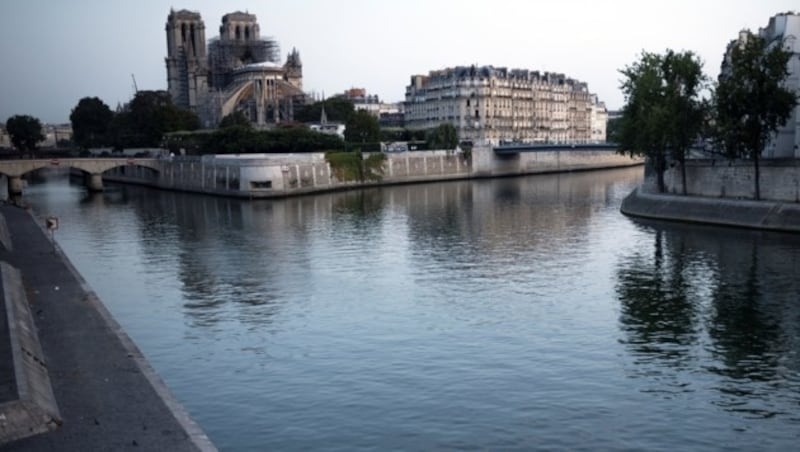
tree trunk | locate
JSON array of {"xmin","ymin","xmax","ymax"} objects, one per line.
[
  {"xmin": 680, "ymin": 155, "xmax": 687, "ymax": 195},
  {"xmin": 753, "ymin": 151, "xmax": 761, "ymax": 200},
  {"xmin": 655, "ymin": 155, "xmax": 666, "ymax": 193}
]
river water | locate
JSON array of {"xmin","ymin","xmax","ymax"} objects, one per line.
[{"xmin": 22, "ymin": 167, "xmax": 800, "ymax": 451}]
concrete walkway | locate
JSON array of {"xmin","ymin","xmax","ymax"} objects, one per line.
[
  {"xmin": 0, "ymin": 203, "xmax": 215, "ymax": 451},
  {"xmin": 621, "ymin": 187, "xmax": 800, "ymax": 233}
]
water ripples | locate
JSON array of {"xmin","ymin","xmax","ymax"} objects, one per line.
[{"xmin": 21, "ymin": 169, "xmax": 800, "ymax": 451}]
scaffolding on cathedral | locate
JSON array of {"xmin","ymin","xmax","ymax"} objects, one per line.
[{"xmin": 207, "ymin": 36, "xmax": 280, "ymax": 90}]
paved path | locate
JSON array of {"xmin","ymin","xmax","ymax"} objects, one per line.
[{"xmin": 0, "ymin": 203, "xmax": 215, "ymax": 451}]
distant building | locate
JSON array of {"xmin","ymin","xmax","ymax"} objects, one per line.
[
  {"xmin": 722, "ymin": 12, "xmax": 800, "ymax": 157},
  {"xmin": 309, "ymin": 108, "xmax": 345, "ymax": 138},
  {"xmin": 760, "ymin": 12, "xmax": 799, "ymax": 157},
  {"xmin": 165, "ymin": 9, "xmax": 305, "ymax": 128},
  {"xmin": 0, "ymin": 123, "xmax": 72, "ymax": 149},
  {"xmin": 589, "ymin": 95, "xmax": 608, "ymax": 143},
  {"xmin": 339, "ymin": 88, "xmax": 405, "ymax": 127},
  {"xmin": 404, "ymin": 65, "xmax": 603, "ymax": 144},
  {"xmin": 0, "ymin": 125, "xmax": 11, "ymax": 149},
  {"xmin": 41, "ymin": 124, "xmax": 73, "ymax": 147},
  {"xmin": 379, "ymin": 102, "xmax": 405, "ymax": 128}
]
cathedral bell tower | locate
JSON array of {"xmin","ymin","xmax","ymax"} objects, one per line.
[{"xmin": 165, "ymin": 9, "xmax": 208, "ymax": 111}]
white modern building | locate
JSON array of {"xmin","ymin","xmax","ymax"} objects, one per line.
[{"xmin": 404, "ymin": 65, "xmax": 605, "ymax": 144}]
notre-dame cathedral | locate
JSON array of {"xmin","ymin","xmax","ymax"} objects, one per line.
[{"xmin": 165, "ymin": 9, "xmax": 304, "ymax": 127}]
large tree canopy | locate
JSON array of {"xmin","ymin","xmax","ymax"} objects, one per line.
[
  {"xmin": 660, "ymin": 50, "xmax": 707, "ymax": 194},
  {"xmin": 712, "ymin": 31, "xmax": 798, "ymax": 200},
  {"xmin": 109, "ymin": 90, "xmax": 200, "ymax": 148},
  {"xmin": 344, "ymin": 109, "xmax": 380, "ymax": 143},
  {"xmin": 427, "ymin": 123, "xmax": 459, "ymax": 150},
  {"xmin": 70, "ymin": 96, "xmax": 114, "ymax": 149},
  {"xmin": 5, "ymin": 114, "xmax": 44, "ymax": 157},
  {"xmin": 618, "ymin": 50, "xmax": 707, "ymax": 193},
  {"xmin": 218, "ymin": 111, "xmax": 252, "ymax": 129},
  {"xmin": 294, "ymin": 97, "xmax": 355, "ymax": 123}
]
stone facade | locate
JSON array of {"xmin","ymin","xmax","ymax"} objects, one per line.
[
  {"xmin": 165, "ymin": 9, "xmax": 304, "ymax": 128},
  {"xmin": 663, "ymin": 160, "xmax": 800, "ymax": 202},
  {"xmin": 404, "ymin": 65, "xmax": 606, "ymax": 144}
]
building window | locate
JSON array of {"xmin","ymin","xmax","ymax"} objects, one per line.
[{"xmin": 251, "ymin": 180, "xmax": 272, "ymax": 189}]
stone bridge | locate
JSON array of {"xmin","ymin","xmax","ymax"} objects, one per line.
[{"xmin": 0, "ymin": 158, "xmax": 161, "ymax": 195}]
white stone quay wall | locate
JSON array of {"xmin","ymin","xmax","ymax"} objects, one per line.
[
  {"xmin": 663, "ymin": 160, "xmax": 800, "ymax": 202},
  {"xmin": 105, "ymin": 148, "xmax": 640, "ymax": 198},
  {"xmin": 471, "ymin": 146, "xmax": 641, "ymax": 177},
  {"xmin": 105, "ymin": 151, "xmax": 472, "ymax": 198}
]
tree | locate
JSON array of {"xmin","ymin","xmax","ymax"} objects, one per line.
[
  {"xmin": 712, "ymin": 31, "xmax": 798, "ymax": 200},
  {"xmin": 219, "ymin": 110, "xmax": 251, "ymax": 129},
  {"xmin": 344, "ymin": 109, "xmax": 380, "ymax": 143},
  {"xmin": 427, "ymin": 123, "xmax": 459, "ymax": 150},
  {"xmin": 660, "ymin": 50, "xmax": 708, "ymax": 195},
  {"xmin": 5, "ymin": 114, "xmax": 44, "ymax": 157},
  {"xmin": 295, "ymin": 97, "xmax": 355, "ymax": 123},
  {"xmin": 617, "ymin": 50, "xmax": 707, "ymax": 193},
  {"xmin": 70, "ymin": 96, "xmax": 114, "ymax": 149},
  {"xmin": 111, "ymin": 90, "xmax": 201, "ymax": 148},
  {"xmin": 606, "ymin": 117, "xmax": 621, "ymax": 143},
  {"xmin": 618, "ymin": 52, "xmax": 671, "ymax": 192}
]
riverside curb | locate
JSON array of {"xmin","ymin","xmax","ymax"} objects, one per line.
[
  {"xmin": 0, "ymin": 262, "xmax": 61, "ymax": 444},
  {"xmin": 621, "ymin": 187, "xmax": 800, "ymax": 233},
  {"xmin": 0, "ymin": 205, "xmax": 217, "ymax": 451}
]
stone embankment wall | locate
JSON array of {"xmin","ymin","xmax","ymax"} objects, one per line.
[
  {"xmin": 472, "ymin": 147, "xmax": 640, "ymax": 177},
  {"xmin": 105, "ymin": 146, "xmax": 642, "ymax": 199},
  {"xmin": 621, "ymin": 187, "xmax": 800, "ymax": 233},
  {"xmin": 663, "ymin": 159, "xmax": 800, "ymax": 202},
  {"xmin": 106, "ymin": 151, "xmax": 472, "ymax": 198},
  {"xmin": 622, "ymin": 158, "xmax": 800, "ymax": 232}
]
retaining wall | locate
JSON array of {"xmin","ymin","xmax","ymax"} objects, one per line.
[
  {"xmin": 621, "ymin": 187, "xmax": 800, "ymax": 233},
  {"xmin": 663, "ymin": 159, "xmax": 800, "ymax": 202},
  {"xmin": 104, "ymin": 147, "xmax": 642, "ymax": 199}
]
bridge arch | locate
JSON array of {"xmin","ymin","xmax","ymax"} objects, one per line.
[{"xmin": 0, "ymin": 158, "xmax": 161, "ymax": 195}]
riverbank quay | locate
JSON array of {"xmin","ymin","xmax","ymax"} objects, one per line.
[
  {"xmin": 0, "ymin": 204, "xmax": 215, "ymax": 450},
  {"xmin": 103, "ymin": 145, "xmax": 642, "ymax": 199},
  {"xmin": 621, "ymin": 186, "xmax": 800, "ymax": 233}
]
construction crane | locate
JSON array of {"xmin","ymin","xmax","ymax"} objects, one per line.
[{"xmin": 131, "ymin": 74, "xmax": 139, "ymax": 94}]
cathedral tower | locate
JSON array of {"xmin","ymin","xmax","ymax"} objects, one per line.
[{"xmin": 165, "ymin": 9, "xmax": 208, "ymax": 111}]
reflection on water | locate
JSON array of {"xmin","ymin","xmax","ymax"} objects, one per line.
[
  {"xmin": 21, "ymin": 167, "xmax": 800, "ymax": 450},
  {"xmin": 616, "ymin": 220, "xmax": 800, "ymax": 421}
]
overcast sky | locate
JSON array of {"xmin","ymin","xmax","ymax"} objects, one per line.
[{"xmin": 1, "ymin": 0, "xmax": 797, "ymax": 124}]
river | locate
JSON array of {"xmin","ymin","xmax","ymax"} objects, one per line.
[{"xmin": 23, "ymin": 167, "xmax": 800, "ymax": 451}]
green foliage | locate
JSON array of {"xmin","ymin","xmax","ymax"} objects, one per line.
[
  {"xmin": 70, "ymin": 97, "xmax": 114, "ymax": 149},
  {"xmin": 606, "ymin": 117, "xmax": 621, "ymax": 143},
  {"xmin": 109, "ymin": 90, "xmax": 200, "ymax": 148},
  {"xmin": 661, "ymin": 50, "xmax": 708, "ymax": 194},
  {"xmin": 326, "ymin": 151, "xmax": 385, "ymax": 182},
  {"xmin": 171, "ymin": 126, "xmax": 346, "ymax": 154},
  {"xmin": 5, "ymin": 114, "xmax": 44, "ymax": 156},
  {"xmin": 426, "ymin": 123, "xmax": 459, "ymax": 149},
  {"xmin": 219, "ymin": 111, "xmax": 251, "ymax": 129},
  {"xmin": 344, "ymin": 109, "xmax": 380, "ymax": 143},
  {"xmin": 618, "ymin": 50, "xmax": 707, "ymax": 193},
  {"xmin": 295, "ymin": 97, "xmax": 355, "ymax": 123},
  {"xmin": 712, "ymin": 32, "xmax": 798, "ymax": 200}
]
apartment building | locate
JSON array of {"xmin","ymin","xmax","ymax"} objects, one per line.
[{"xmin": 404, "ymin": 65, "xmax": 605, "ymax": 144}]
